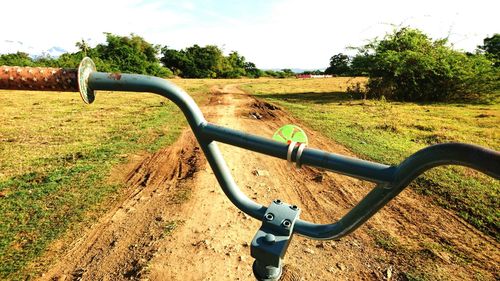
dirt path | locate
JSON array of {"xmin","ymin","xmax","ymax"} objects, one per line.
[{"xmin": 40, "ymin": 85, "xmax": 499, "ymax": 281}]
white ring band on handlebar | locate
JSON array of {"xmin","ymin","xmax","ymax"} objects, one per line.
[
  {"xmin": 287, "ymin": 141, "xmax": 297, "ymax": 166},
  {"xmin": 296, "ymin": 143, "xmax": 306, "ymax": 169}
]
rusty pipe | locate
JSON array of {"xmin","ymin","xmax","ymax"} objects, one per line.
[
  {"xmin": 0, "ymin": 57, "xmax": 96, "ymax": 103},
  {"xmin": 0, "ymin": 66, "xmax": 78, "ymax": 91}
]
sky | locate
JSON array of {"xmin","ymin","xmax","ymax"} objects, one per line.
[{"xmin": 1, "ymin": 0, "xmax": 498, "ymax": 69}]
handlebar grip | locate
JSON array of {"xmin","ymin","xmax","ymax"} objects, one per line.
[
  {"xmin": 0, "ymin": 57, "xmax": 97, "ymax": 104},
  {"xmin": 0, "ymin": 66, "xmax": 78, "ymax": 92}
]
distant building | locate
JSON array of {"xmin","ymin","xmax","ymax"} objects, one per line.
[{"xmin": 296, "ymin": 74, "xmax": 333, "ymax": 79}]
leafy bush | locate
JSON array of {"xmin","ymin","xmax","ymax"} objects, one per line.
[{"xmin": 355, "ymin": 28, "xmax": 499, "ymax": 101}]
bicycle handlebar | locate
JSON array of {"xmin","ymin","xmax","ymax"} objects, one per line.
[
  {"xmin": 2, "ymin": 58, "xmax": 499, "ymax": 242},
  {"xmin": 88, "ymin": 70, "xmax": 500, "ymax": 241},
  {"xmin": 0, "ymin": 65, "xmax": 78, "ymax": 92}
]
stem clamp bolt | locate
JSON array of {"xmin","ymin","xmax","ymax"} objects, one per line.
[
  {"xmin": 265, "ymin": 213, "xmax": 274, "ymax": 221},
  {"xmin": 282, "ymin": 219, "xmax": 292, "ymax": 229}
]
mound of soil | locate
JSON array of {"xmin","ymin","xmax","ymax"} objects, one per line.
[{"xmin": 248, "ymin": 101, "xmax": 281, "ymax": 120}]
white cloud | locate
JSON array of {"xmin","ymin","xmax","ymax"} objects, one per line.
[
  {"xmin": 1, "ymin": 0, "xmax": 193, "ymax": 54},
  {"xmin": 1, "ymin": 0, "xmax": 498, "ymax": 68},
  {"xmin": 235, "ymin": 0, "xmax": 499, "ymax": 68}
]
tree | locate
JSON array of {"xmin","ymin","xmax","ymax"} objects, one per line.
[
  {"xmin": 160, "ymin": 46, "xmax": 190, "ymax": 76},
  {"xmin": 356, "ymin": 27, "xmax": 498, "ymax": 101},
  {"xmin": 22, "ymin": 33, "xmax": 174, "ymax": 77},
  {"xmin": 350, "ymin": 53, "xmax": 373, "ymax": 76},
  {"xmin": 186, "ymin": 44, "xmax": 224, "ymax": 78},
  {"xmin": 161, "ymin": 45, "xmax": 261, "ymax": 78},
  {"xmin": 281, "ymin": 69, "xmax": 295, "ymax": 77},
  {"xmin": 75, "ymin": 39, "xmax": 90, "ymax": 56},
  {"xmin": 244, "ymin": 62, "xmax": 262, "ymax": 78},
  {"xmin": 161, "ymin": 44, "xmax": 224, "ymax": 78},
  {"xmin": 478, "ymin": 34, "xmax": 499, "ymax": 67},
  {"xmin": 94, "ymin": 33, "xmax": 171, "ymax": 77},
  {"xmin": 301, "ymin": 70, "xmax": 323, "ymax": 75},
  {"xmin": 222, "ymin": 51, "xmax": 247, "ymax": 78},
  {"xmin": 0, "ymin": 52, "xmax": 35, "ymax": 66},
  {"xmin": 324, "ymin": 53, "xmax": 351, "ymax": 76}
]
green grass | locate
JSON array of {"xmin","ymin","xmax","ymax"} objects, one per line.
[
  {"xmin": 367, "ymin": 228, "xmax": 484, "ymax": 280},
  {"xmin": 369, "ymin": 229, "xmax": 402, "ymax": 253},
  {"xmin": 163, "ymin": 220, "xmax": 185, "ymax": 236},
  {"xmin": 1, "ymin": 77, "xmax": 497, "ymax": 279},
  {"xmin": 0, "ymin": 80, "xmax": 211, "ymax": 279},
  {"xmin": 241, "ymin": 78, "xmax": 499, "ymax": 240}
]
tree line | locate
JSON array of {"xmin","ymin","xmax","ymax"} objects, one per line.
[
  {"xmin": 0, "ymin": 33, "xmax": 297, "ymax": 79},
  {"xmin": 1, "ymin": 29, "xmax": 498, "ymax": 101},
  {"xmin": 0, "ymin": 34, "xmax": 171, "ymax": 77}
]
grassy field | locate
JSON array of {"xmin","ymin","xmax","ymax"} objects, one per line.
[
  {"xmin": 0, "ymin": 80, "xmax": 214, "ymax": 279},
  {"xmin": 1, "ymin": 77, "xmax": 498, "ymax": 279},
  {"xmin": 242, "ymin": 77, "xmax": 499, "ymax": 240}
]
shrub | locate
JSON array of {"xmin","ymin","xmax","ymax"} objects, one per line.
[{"xmin": 358, "ymin": 28, "xmax": 499, "ymax": 101}]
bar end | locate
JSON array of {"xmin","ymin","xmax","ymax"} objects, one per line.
[{"xmin": 78, "ymin": 57, "xmax": 96, "ymax": 104}]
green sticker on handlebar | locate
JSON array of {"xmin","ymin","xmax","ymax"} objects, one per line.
[{"xmin": 272, "ymin": 124, "xmax": 308, "ymax": 145}]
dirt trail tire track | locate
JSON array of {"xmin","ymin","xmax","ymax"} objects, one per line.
[
  {"xmin": 40, "ymin": 85, "xmax": 499, "ymax": 281},
  {"xmin": 40, "ymin": 132, "xmax": 202, "ymax": 280}
]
